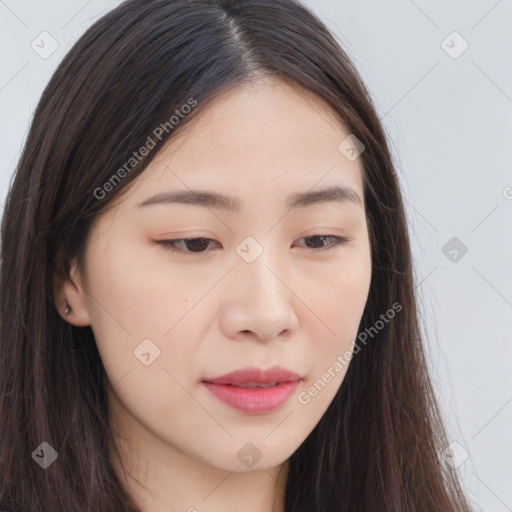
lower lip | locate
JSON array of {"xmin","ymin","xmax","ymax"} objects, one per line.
[{"xmin": 202, "ymin": 380, "xmax": 301, "ymax": 414}]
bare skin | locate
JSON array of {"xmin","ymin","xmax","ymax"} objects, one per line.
[{"xmin": 54, "ymin": 77, "xmax": 372, "ymax": 512}]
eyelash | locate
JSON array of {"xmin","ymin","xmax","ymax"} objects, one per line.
[{"xmin": 157, "ymin": 235, "xmax": 351, "ymax": 255}]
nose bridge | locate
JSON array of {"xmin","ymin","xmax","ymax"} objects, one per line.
[
  {"xmin": 236, "ymin": 238, "xmax": 287, "ymax": 305},
  {"xmin": 223, "ymin": 235, "xmax": 298, "ymax": 340}
]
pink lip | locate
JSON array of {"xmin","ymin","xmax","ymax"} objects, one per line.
[{"xmin": 202, "ymin": 366, "xmax": 302, "ymax": 414}]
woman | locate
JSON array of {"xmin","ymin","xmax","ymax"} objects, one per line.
[{"xmin": 0, "ymin": 0, "xmax": 476, "ymax": 510}]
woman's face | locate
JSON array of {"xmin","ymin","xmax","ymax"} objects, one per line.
[{"xmin": 62, "ymin": 78, "xmax": 372, "ymax": 472}]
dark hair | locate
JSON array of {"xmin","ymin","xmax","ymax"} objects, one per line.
[{"xmin": 0, "ymin": 0, "xmax": 476, "ymax": 510}]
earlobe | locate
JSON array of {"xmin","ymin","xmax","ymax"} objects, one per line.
[{"xmin": 53, "ymin": 258, "xmax": 91, "ymax": 327}]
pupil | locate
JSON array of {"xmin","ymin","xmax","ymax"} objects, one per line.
[
  {"xmin": 308, "ymin": 236, "xmax": 326, "ymax": 248},
  {"xmin": 187, "ymin": 238, "xmax": 208, "ymax": 252}
]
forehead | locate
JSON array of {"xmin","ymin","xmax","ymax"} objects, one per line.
[
  {"xmin": 114, "ymin": 78, "xmax": 365, "ymax": 210},
  {"xmin": 168, "ymin": 78, "xmax": 354, "ymax": 160}
]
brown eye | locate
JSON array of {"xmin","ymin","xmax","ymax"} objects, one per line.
[
  {"xmin": 158, "ymin": 238, "xmax": 220, "ymax": 254},
  {"xmin": 296, "ymin": 235, "xmax": 350, "ymax": 251},
  {"xmin": 157, "ymin": 234, "xmax": 350, "ymax": 256}
]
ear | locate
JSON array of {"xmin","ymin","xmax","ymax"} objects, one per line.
[{"xmin": 53, "ymin": 258, "xmax": 91, "ymax": 327}]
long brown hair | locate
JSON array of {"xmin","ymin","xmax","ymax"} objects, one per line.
[{"xmin": 0, "ymin": 0, "xmax": 476, "ymax": 510}]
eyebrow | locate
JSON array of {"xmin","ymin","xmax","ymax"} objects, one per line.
[{"xmin": 137, "ymin": 185, "xmax": 362, "ymax": 211}]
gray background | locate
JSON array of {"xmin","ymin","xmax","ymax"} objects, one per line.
[{"xmin": 1, "ymin": 1, "xmax": 511, "ymax": 510}]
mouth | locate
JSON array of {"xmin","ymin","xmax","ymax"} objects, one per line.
[
  {"xmin": 216, "ymin": 381, "xmax": 282, "ymax": 388},
  {"xmin": 201, "ymin": 366, "xmax": 302, "ymax": 414}
]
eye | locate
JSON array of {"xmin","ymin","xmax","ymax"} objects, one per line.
[
  {"xmin": 158, "ymin": 237, "xmax": 220, "ymax": 254},
  {"xmin": 294, "ymin": 235, "xmax": 351, "ymax": 251},
  {"xmin": 157, "ymin": 235, "xmax": 350, "ymax": 255}
]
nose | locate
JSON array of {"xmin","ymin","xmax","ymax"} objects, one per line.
[{"xmin": 218, "ymin": 250, "xmax": 299, "ymax": 343}]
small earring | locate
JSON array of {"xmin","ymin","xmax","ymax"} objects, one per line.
[{"xmin": 64, "ymin": 304, "xmax": 71, "ymax": 315}]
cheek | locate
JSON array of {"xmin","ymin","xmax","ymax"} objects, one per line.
[
  {"xmin": 293, "ymin": 266, "xmax": 370, "ymax": 420},
  {"xmin": 85, "ymin": 238, "xmax": 193, "ymax": 333},
  {"xmin": 327, "ymin": 271, "xmax": 370, "ymax": 341},
  {"xmin": 84, "ymin": 238, "xmax": 214, "ymax": 390},
  {"xmin": 301, "ymin": 250, "xmax": 371, "ymax": 344},
  {"xmin": 296, "ymin": 249, "xmax": 371, "ymax": 406}
]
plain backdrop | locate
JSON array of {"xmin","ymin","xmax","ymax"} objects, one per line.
[{"xmin": 1, "ymin": 1, "xmax": 511, "ymax": 510}]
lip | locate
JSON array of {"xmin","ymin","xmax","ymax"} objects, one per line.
[{"xmin": 202, "ymin": 366, "xmax": 303, "ymax": 414}]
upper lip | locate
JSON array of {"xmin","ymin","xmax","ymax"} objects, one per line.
[{"xmin": 202, "ymin": 366, "xmax": 302, "ymax": 385}]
